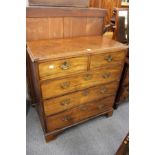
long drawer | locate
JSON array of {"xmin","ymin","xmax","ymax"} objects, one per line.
[
  {"xmin": 39, "ymin": 56, "xmax": 88, "ymax": 80},
  {"xmin": 43, "ymin": 82, "xmax": 118, "ymax": 116},
  {"xmin": 41, "ymin": 65, "xmax": 122, "ymax": 99},
  {"xmin": 90, "ymin": 51, "xmax": 125, "ymax": 69},
  {"xmin": 46, "ymin": 96, "xmax": 115, "ymax": 132}
]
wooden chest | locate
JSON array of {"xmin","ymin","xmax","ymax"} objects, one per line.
[
  {"xmin": 28, "ymin": 0, "xmax": 89, "ymax": 7},
  {"xmin": 27, "ymin": 36, "xmax": 128, "ymax": 142}
]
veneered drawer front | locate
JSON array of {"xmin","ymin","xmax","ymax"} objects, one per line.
[
  {"xmin": 39, "ymin": 56, "xmax": 88, "ymax": 79},
  {"xmin": 41, "ymin": 65, "xmax": 122, "ymax": 99},
  {"xmin": 90, "ymin": 51, "xmax": 126, "ymax": 69},
  {"xmin": 46, "ymin": 96, "xmax": 115, "ymax": 132},
  {"xmin": 43, "ymin": 82, "xmax": 118, "ymax": 116}
]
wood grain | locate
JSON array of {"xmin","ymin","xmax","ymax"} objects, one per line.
[
  {"xmin": 26, "ymin": 6, "xmax": 107, "ymax": 41},
  {"xmin": 49, "ymin": 18, "xmax": 64, "ymax": 39},
  {"xmin": 26, "ymin": 6, "xmax": 107, "ymax": 18},
  {"xmin": 64, "ymin": 17, "xmax": 87, "ymax": 37},
  {"xmin": 86, "ymin": 17, "xmax": 103, "ymax": 35},
  {"xmin": 26, "ymin": 17, "xmax": 64, "ymax": 41},
  {"xmin": 26, "ymin": 17, "xmax": 105, "ymax": 41},
  {"xmin": 43, "ymin": 82, "xmax": 118, "ymax": 116},
  {"xmin": 46, "ymin": 96, "xmax": 115, "ymax": 132},
  {"xmin": 90, "ymin": 51, "xmax": 126, "ymax": 69},
  {"xmin": 41, "ymin": 65, "xmax": 122, "ymax": 99},
  {"xmin": 26, "ymin": 18, "xmax": 49, "ymax": 40}
]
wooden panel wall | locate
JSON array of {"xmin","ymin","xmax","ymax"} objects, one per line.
[
  {"xmin": 90, "ymin": 0, "xmax": 121, "ymax": 24},
  {"xmin": 26, "ymin": 17, "xmax": 103, "ymax": 41}
]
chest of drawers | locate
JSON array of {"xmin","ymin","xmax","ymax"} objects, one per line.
[{"xmin": 27, "ymin": 36, "xmax": 128, "ymax": 142}]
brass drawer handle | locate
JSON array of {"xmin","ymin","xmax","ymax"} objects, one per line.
[
  {"xmin": 102, "ymin": 73, "xmax": 111, "ymax": 79},
  {"xmin": 60, "ymin": 61, "xmax": 70, "ymax": 70},
  {"xmin": 100, "ymin": 87, "xmax": 107, "ymax": 93},
  {"xmin": 79, "ymin": 105, "xmax": 87, "ymax": 111},
  {"xmin": 60, "ymin": 82, "xmax": 70, "ymax": 89},
  {"xmin": 124, "ymin": 140, "xmax": 128, "ymax": 144},
  {"xmin": 62, "ymin": 116, "xmax": 71, "ymax": 122},
  {"xmin": 98, "ymin": 104, "xmax": 105, "ymax": 110},
  {"xmin": 60, "ymin": 99, "xmax": 70, "ymax": 106},
  {"xmin": 84, "ymin": 74, "xmax": 92, "ymax": 80},
  {"xmin": 104, "ymin": 55, "xmax": 113, "ymax": 62},
  {"xmin": 83, "ymin": 90, "xmax": 89, "ymax": 96}
]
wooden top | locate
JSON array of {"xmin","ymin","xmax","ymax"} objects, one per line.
[
  {"xmin": 26, "ymin": 6, "xmax": 107, "ymax": 17},
  {"xmin": 27, "ymin": 36, "xmax": 128, "ymax": 62}
]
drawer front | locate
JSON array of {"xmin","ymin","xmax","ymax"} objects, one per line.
[
  {"xmin": 39, "ymin": 56, "xmax": 88, "ymax": 79},
  {"xmin": 41, "ymin": 65, "xmax": 122, "ymax": 99},
  {"xmin": 43, "ymin": 82, "xmax": 118, "ymax": 116},
  {"xmin": 90, "ymin": 51, "xmax": 126, "ymax": 69},
  {"xmin": 46, "ymin": 96, "xmax": 115, "ymax": 132}
]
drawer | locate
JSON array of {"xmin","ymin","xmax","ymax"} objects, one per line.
[
  {"xmin": 46, "ymin": 96, "xmax": 115, "ymax": 132},
  {"xmin": 43, "ymin": 82, "xmax": 118, "ymax": 116},
  {"xmin": 90, "ymin": 51, "xmax": 126, "ymax": 69},
  {"xmin": 41, "ymin": 65, "xmax": 122, "ymax": 99},
  {"xmin": 39, "ymin": 56, "xmax": 88, "ymax": 79}
]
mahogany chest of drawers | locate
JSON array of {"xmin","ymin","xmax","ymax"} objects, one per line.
[{"xmin": 27, "ymin": 36, "xmax": 128, "ymax": 142}]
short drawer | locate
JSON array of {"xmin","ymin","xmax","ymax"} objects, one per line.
[
  {"xmin": 39, "ymin": 56, "xmax": 88, "ymax": 79},
  {"xmin": 41, "ymin": 65, "xmax": 122, "ymax": 99},
  {"xmin": 46, "ymin": 96, "xmax": 115, "ymax": 132},
  {"xmin": 43, "ymin": 82, "xmax": 118, "ymax": 116},
  {"xmin": 90, "ymin": 51, "xmax": 126, "ymax": 69}
]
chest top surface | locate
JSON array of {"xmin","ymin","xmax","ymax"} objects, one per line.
[{"xmin": 27, "ymin": 36, "xmax": 128, "ymax": 62}]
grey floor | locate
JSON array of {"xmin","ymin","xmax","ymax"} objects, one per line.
[{"xmin": 26, "ymin": 102, "xmax": 129, "ymax": 155}]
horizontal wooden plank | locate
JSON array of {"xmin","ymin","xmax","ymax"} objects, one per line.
[
  {"xmin": 28, "ymin": 0, "xmax": 89, "ymax": 7},
  {"xmin": 26, "ymin": 6, "xmax": 107, "ymax": 17}
]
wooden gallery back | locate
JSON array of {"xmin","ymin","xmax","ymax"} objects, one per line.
[{"xmin": 26, "ymin": 1, "xmax": 128, "ymax": 142}]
